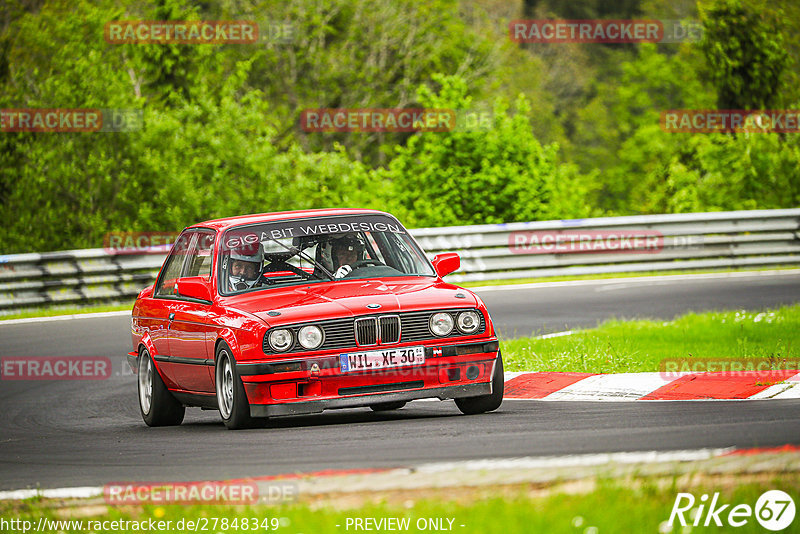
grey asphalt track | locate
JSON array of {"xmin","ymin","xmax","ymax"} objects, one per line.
[
  {"xmin": 1, "ymin": 271, "xmax": 799, "ymax": 491},
  {"xmin": 476, "ymin": 271, "xmax": 800, "ymax": 337}
]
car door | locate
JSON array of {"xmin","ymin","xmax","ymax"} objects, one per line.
[
  {"xmin": 149, "ymin": 231, "xmax": 194, "ymax": 373},
  {"xmin": 167, "ymin": 230, "xmax": 216, "ymax": 393}
]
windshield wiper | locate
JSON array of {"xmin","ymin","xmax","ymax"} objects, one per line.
[{"xmin": 262, "ymin": 237, "xmax": 335, "ymax": 281}]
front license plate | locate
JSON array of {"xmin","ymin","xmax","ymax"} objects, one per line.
[{"xmin": 339, "ymin": 346, "xmax": 425, "ymax": 373}]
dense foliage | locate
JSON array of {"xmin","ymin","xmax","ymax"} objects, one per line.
[{"xmin": 1, "ymin": 0, "xmax": 797, "ymax": 252}]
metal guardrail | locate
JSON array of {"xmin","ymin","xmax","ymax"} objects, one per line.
[
  {"xmin": 1, "ymin": 209, "xmax": 798, "ymax": 311},
  {"xmin": 416, "ymin": 208, "xmax": 800, "ymax": 283}
]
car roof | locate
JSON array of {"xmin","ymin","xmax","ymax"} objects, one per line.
[{"xmin": 187, "ymin": 208, "xmax": 393, "ymax": 232}]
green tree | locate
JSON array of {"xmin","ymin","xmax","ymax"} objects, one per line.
[
  {"xmin": 614, "ymin": 128, "xmax": 800, "ymax": 214},
  {"xmin": 238, "ymin": 0, "xmax": 499, "ymax": 166},
  {"xmin": 699, "ymin": 0, "xmax": 790, "ymax": 109},
  {"xmin": 0, "ymin": 0, "xmax": 372, "ymax": 253},
  {"xmin": 0, "ymin": 0, "xmax": 144, "ymax": 252},
  {"xmin": 582, "ymin": 42, "xmax": 713, "ymax": 213},
  {"xmin": 375, "ymin": 74, "xmax": 585, "ymax": 227}
]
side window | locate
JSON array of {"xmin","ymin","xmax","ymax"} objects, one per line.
[
  {"xmin": 155, "ymin": 233, "xmax": 193, "ymax": 297},
  {"xmin": 185, "ymin": 232, "xmax": 214, "ymax": 278}
]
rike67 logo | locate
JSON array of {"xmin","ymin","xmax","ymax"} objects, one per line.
[{"xmin": 667, "ymin": 490, "xmax": 795, "ymax": 531}]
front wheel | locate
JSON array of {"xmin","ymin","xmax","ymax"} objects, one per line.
[
  {"xmin": 215, "ymin": 344, "xmax": 262, "ymax": 430},
  {"xmin": 138, "ymin": 348, "xmax": 185, "ymax": 426},
  {"xmin": 455, "ymin": 353, "xmax": 504, "ymax": 415}
]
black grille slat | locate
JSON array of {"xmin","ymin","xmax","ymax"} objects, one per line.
[
  {"xmin": 355, "ymin": 318, "xmax": 378, "ymax": 346},
  {"xmin": 403, "ymin": 325, "xmax": 431, "ymax": 331},
  {"xmin": 263, "ymin": 309, "xmax": 486, "ymax": 354},
  {"xmin": 325, "ymin": 336, "xmax": 353, "ymax": 343},
  {"xmin": 379, "ymin": 316, "xmax": 400, "ymax": 344}
]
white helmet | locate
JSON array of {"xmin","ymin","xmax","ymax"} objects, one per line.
[{"xmin": 227, "ymin": 242, "xmax": 263, "ymax": 290}]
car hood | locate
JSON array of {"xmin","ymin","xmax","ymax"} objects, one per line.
[{"xmin": 222, "ymin": 278, "xmax": 478, "ymax": 326}]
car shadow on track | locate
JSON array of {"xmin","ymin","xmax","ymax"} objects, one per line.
[{"xmin": 167, "ymin": 402, "xmax": 489, "ymax": 432}]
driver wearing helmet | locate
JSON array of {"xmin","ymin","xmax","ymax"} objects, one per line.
[
  {"xmin": 227, "ymin": 242, "xmax": 263, "ymax": 291},
  {"xmin": 330, "ymin": 234, "xmax": 364, "ymax": 279}
]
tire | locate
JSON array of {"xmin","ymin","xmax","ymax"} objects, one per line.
[
  {"xmin": 215, "ymin": 343, "xmax": 262, "ymax": 430},
  {"xmin": 370, "ymin": 401, "xmax": 407, "ymax": 412},
  {"xmin": 455, "ymin": 352, "xmax": 504, "ymax": 415},
  {"xmin": 138, "ymin": 348, "xmax": 185, "ymax": 426}
]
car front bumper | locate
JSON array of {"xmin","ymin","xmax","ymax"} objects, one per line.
[
  {"xmin": 242, "ymin": 341, "xmax": 499, "ymax": 417},
  {"xmin": 248, "ymin": 381, "xmax": 492, "ymax": 417}
]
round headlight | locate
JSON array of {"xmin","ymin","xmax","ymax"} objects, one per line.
[
  {"xmin": 268, "ymin": 329, "xmax": 293, "ymax": 352},
  {"xmin": 429, "ymin": 312, "xmax": 454, "ymax": 336},
  {"xmin": 298, "ymin": 325, "xmax": 324, "ymax": 349},
  {"xmin": 457, "ymin": 311, "xmax": 481, "ymax": 333}
]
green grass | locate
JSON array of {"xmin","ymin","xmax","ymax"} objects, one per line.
[
  {"xmin": 501, "ymin": 304, "xmax": 800, "ymax": 373},
  {"xmin": 457, "ymin": 266, "xmax": 800, "ymax": 288},
  {"xmin": 0, "ymin": 302, "xmax": 133, "ymax": 321},
  {"xmin": 2, "ymin": 477, "xmax": 797, "ymax": 534}
]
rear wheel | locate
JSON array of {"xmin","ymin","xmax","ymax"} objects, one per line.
[
  {"xmin": 455, "ymin": 353, "xmax": 504, "ymax": 415},
  {"xmin": 215, "ymin": 344, "xmax": 262, "ymax": 430},
  {"xmin": 138, "ymin": 348, "xmax": 185, "ymax": 426},
  {"xmin": 370, "ymin": 401, "xmax": 407, "ymax": 412}
]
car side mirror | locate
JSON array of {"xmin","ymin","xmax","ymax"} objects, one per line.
[
  {"xmin": 177, "ymin": 276, "xmax": 212, "ymax": 303},
  {"xmin": 431, "ymin": 253, "xmax": 460, "ymax": 278}
]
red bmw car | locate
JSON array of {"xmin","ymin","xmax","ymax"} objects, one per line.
[{"xmin": 128, "ymin": 209, "xmax": 503, "ymax": 429}]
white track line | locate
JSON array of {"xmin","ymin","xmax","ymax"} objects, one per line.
[
  {"xmin": 505, "ymin": 371, "xmax": 800, "ymax": 401},
  {"xmin": 535, "ymin": 330, "xmax": 575, "ymax": 339},
  {"xmin": 541, "ymin": 372, "xmax": 677, "ymax": 401},
  {"xmin": 0, "ymin": 486, "xmax": 102, "ymax": 501},
  {"xmin": 471, "ymin": 269, "xmax": 800, "ymax": 293},
  {"xmin": 0, "ymin": 310, "xmax": 130, "ymax": 326},
  {"xmin": 0, "ymin": 448, "xmax": 735, "ymax": 502},
  {"xmin": 413, "ymin": 448, "xmax": 734, "ymax": 473},
  {"xmin": 750, "ymin": 374, "xmax": 800, "ymax": 400},
  {"xmin": 503, "ymin": 371, "xmax": 528, "ymax": 381}
]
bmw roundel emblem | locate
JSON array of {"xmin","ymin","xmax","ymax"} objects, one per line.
[{"xmin": 366, "ymin": 303, "xmax": 381, "ymax": 309}]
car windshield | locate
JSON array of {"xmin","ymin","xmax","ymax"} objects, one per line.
[{"xmin": 218, "ymin": 214, "xmax": 435, "ymax": 294}]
